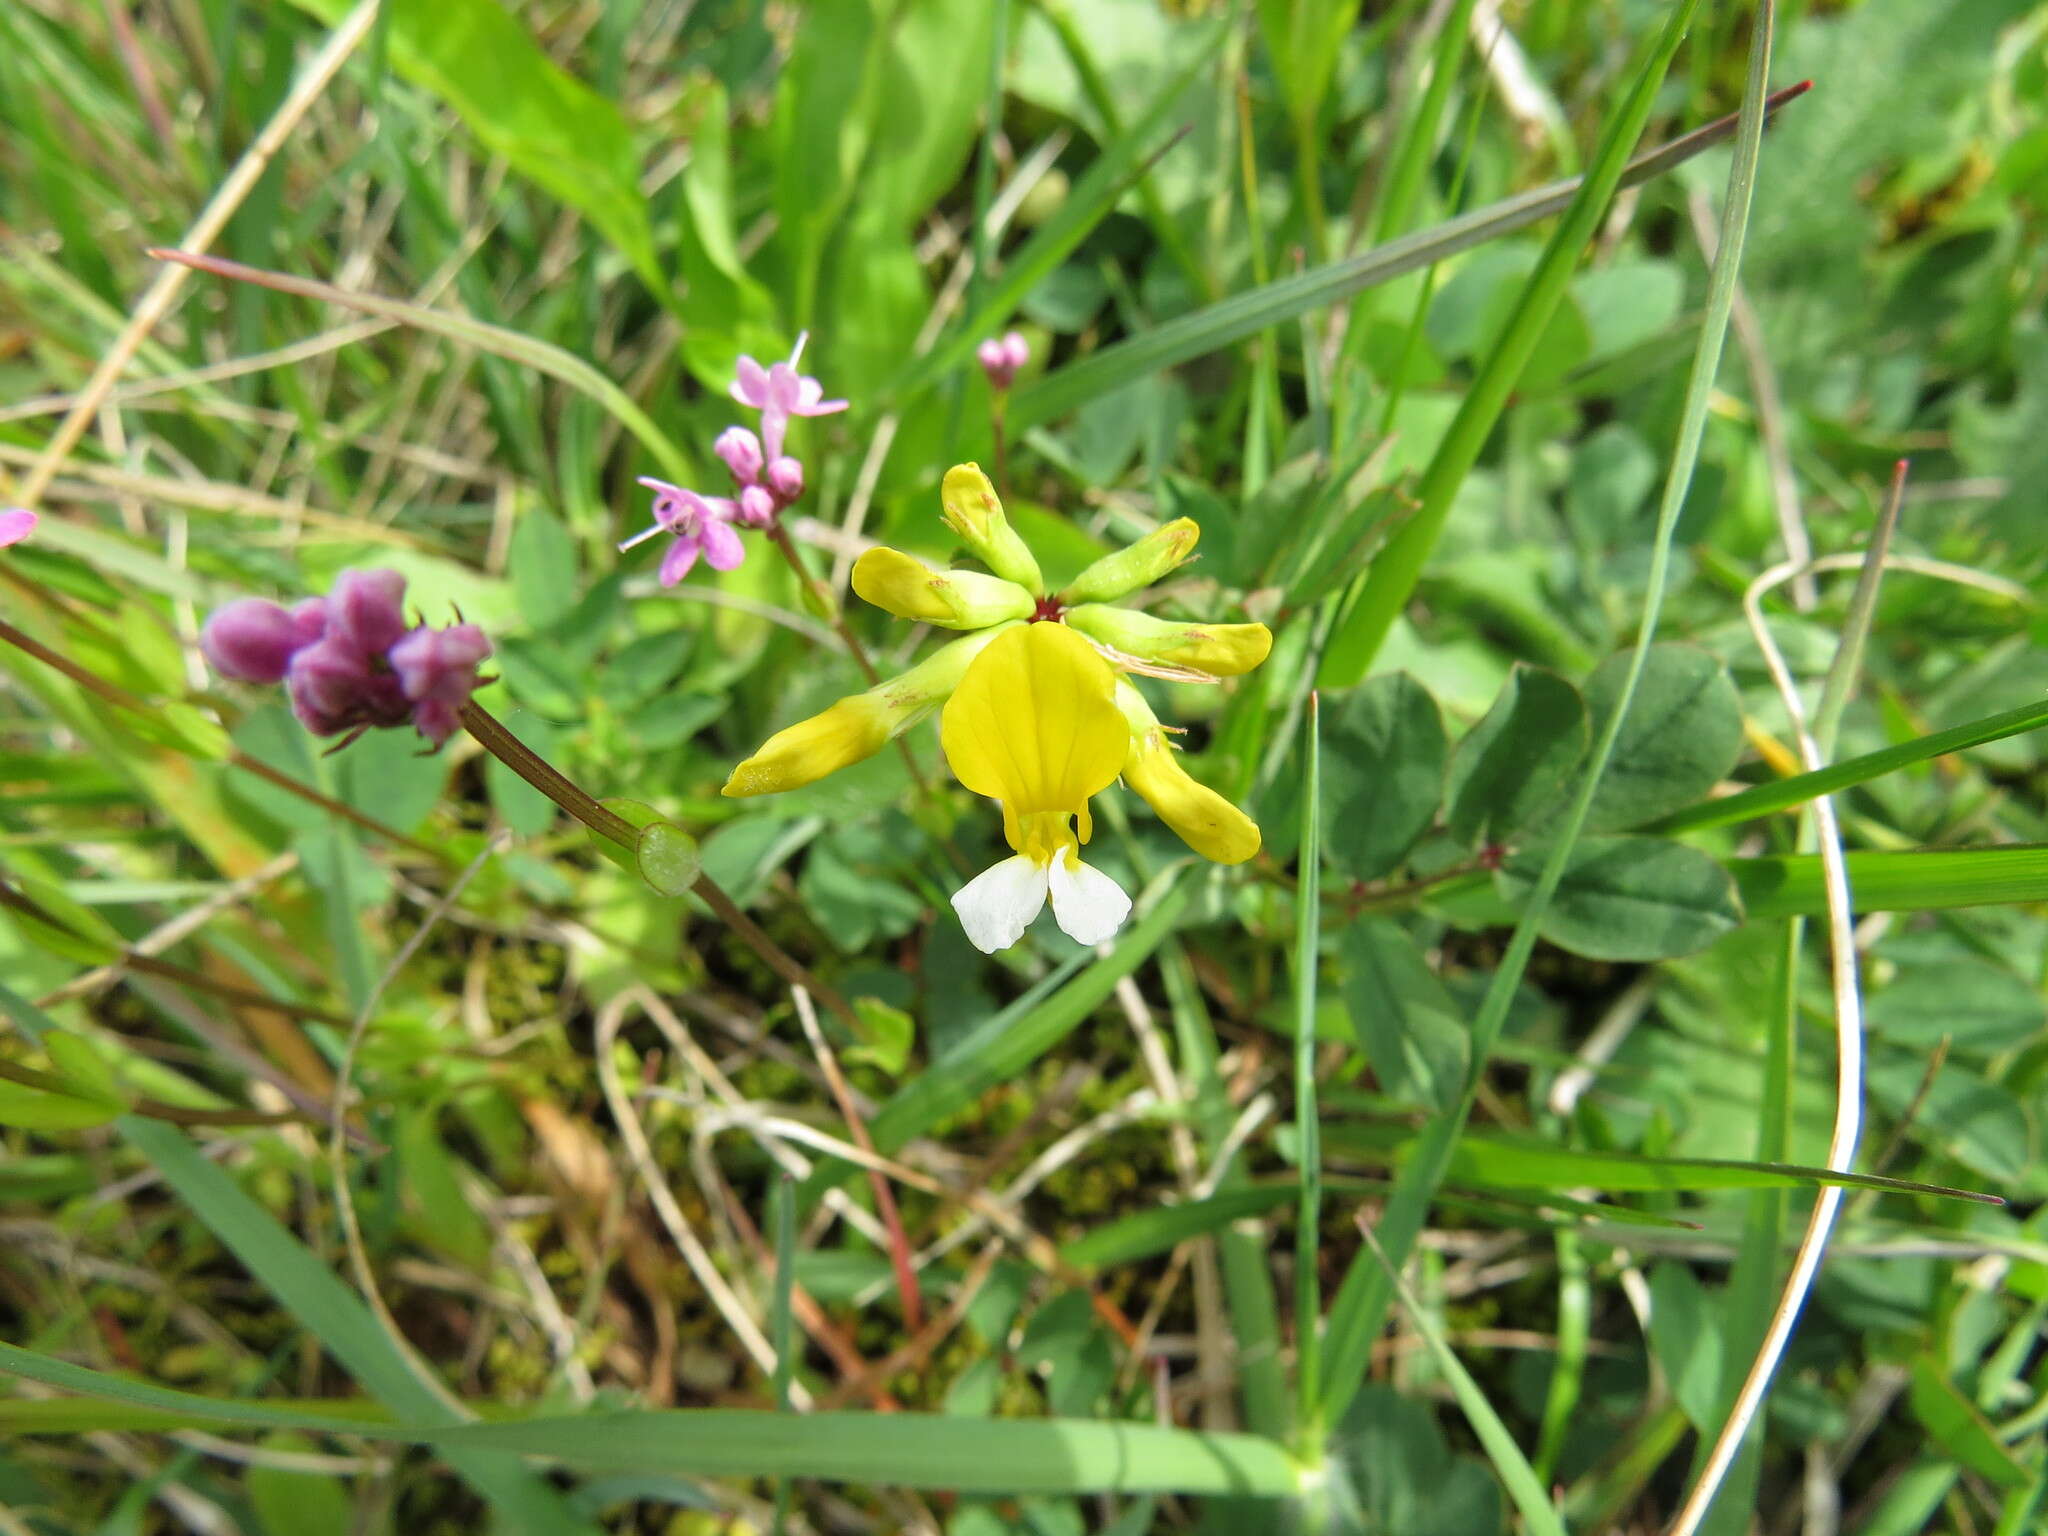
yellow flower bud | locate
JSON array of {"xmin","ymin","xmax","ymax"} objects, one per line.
[
  {"xmin": 940, "ymin": 463, "xmax": 1044, "ymax": 595},
  {"xmin": 1066, "ymin": 604, "xmax": 1272, "ymax": 677},
  {"xmin": 1114, "ymin": 684, "xmax": 1260, "ymax": 865},
  {"xmin": 1061, "ymin": 518, "xmax": 1200, "ymax": 604},
  {"xmin": 723, "ymin": 625, "xmax": 1012, "ymax": 797},
  {"xmin": 851, "ymin": 547, "xmax": 1035, "ymax": 629}
]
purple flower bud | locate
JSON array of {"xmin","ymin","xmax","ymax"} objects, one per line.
[
  {"xmin": 389, "ymin": 623, "xmax": 492, "ymax": 746},
  {"xmin": 0, "ymin": 508, "xmax": 37, "ymax": 548},
  {"xmin": 284, "ymin": 635, "xmax": 410, "ymax": 737},
  {"xmin": 714, "ymin": 426, "xmax": 765, "ymax": 487},
  {"xmin": 737, "ymin": 483, "xmax": 778, "ymax": 528},
  {"xmin": 978, "ymin": 331, "xmax": 1030, "ymax": 389},
  {"xmin": 202, "ymin": 599, "xmax": 312, "ymax": 684},
  {"xmin": 326, "ymin": 568, "xmax": 409, "ymax": 655},
  {"xmin": 764, "ymin": 456, "xmax": 804, "ymax": 506},
  {"xmin": 289, "ymin": 598, "xmax": 329, "ymax": 647}
]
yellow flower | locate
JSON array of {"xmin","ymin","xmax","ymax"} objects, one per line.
[
  {"xmin": 940, "ymin": 622, "xmax": 1132, "ymax": 951},
  {"xmin": 723, "ymin": 626, "xmax": 1011, "ymax": 797},
  {"xmin": 1114, "ymin": 683, "xmax": 1260, "ymax": 864},
  {"xmin": 940, "ymin": 464, "xmax": 1044, "ymax": 594}
]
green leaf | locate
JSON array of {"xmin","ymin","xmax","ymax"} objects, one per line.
[
  {"xmin": 1445, "ymin": 665, "xmax": 1587, "ymax": 846},
  {"xmin": 1497, "ymin": 836, "xmax": 1742, "ymax": 962},
  {"xmin": 1583, "ymin": 645, "xmax": 1744, "ymax": 832},
  {"xmin": 0, "ymin": 1078, "xmax": 122, "ymax": 1132},
  {"xmin": 43, "ymin": 1031, "xmax": 122, "ymax": 1108},
  {"xmin": 248, "ymin": 1435, "xmax": 356, "ymax": 1536},
  {"xmin": 846, "ymin": 996, "xmax": 915, "ymax": 1077},
  {"xmin": 510, "ymin": 505, "xmax": 581, "ymax": 632},
  {"xmin": 1322, "ymin": 674, "xmax": 1448, "ymax": 880},
  {"xmin": 1867, "ymin": 961, "xmax": 2046, "ymax": 1052},
  {"xmin": 283, "ymin": 0, "xmax": 664, "ymax": 301},
  {"xmin": 1648, "ymin": 1262, "xmax": 1725, "ymax": 1431},
  {"xmin": 1328, "ymin": 1386, "xmax": 1504, "ymax": 1536},
  {"xmin": 1340, "ymin": 920, "xmax": 1467, "ymax": 1112},
  {"xmin": 1909, "ymin": 1355, "xmax": 2031, "ymax": 1491}
]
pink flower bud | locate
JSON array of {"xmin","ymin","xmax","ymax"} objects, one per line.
[
  {"xmin": 737, "ymin": 483, "xmax": 778, "ymax": 528},
  {"xmin": 202, "ymin": 599, "xmax": 311, "ymax": 684},
  {"xmin": 0, "ymin": 508, "xmax": 37, "ymax": 548},
  {"xmin": 977, "ymin": 331, "xmax": 1030, "ymax": 390},
  {"xmin": 326, "ymin": 568, "xmax": 408, "ymax": 655},
  {"xmin": 764, "ymin": 455, "xmax": 804, "ymax": 506},
  {"xmin": 284, "ymin": 635, "xmax": 409, "ymax": 736},
  {"xmin": 714, "ymin": 426, "xmax": 765, "ymax": 486},
  {"xmin": 389, "ymin": 623, "xmax": 493, "ymax": 746}
]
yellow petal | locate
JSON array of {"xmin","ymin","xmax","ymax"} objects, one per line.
[
  {"xmin": 939, "ymin": 464, "xmax": 1045, "ymax": 594},
  {"xmin": 851, "ymin": 547, "xmax": 1034, "ymax": 628},
  {"xmin": 1060, "ymin": 518, "xmax": 1200, "ymax": 604},
  {"xmin": 1123, "ymin": 729, "xmax": 1262, "ymax": 864},
  {"xmin": 940, "ymin": 622, "xmax": 1125, "ymax": 814},
  {"xmin": 1065, "ymin": 605, "xmax": 1272, "ymax": 677},
  {"xmin": 722, "ymin": 696, "xmax": 891, "ymax": 797}
]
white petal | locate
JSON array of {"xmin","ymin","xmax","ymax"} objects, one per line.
[
  {"xmin": 1047, "ymin": 854, "xmax": 1132, "ymax": 947},
  {"xmin": 951, "ymin": 855, "xmax": 1049, "ymax": 953}
]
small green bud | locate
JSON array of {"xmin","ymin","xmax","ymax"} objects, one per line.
[
  {"xmin": 1061, "ymin": 517, "xmax": 1201, "ymax": 604},
  {"xmin": 1066, "ymin": 604, "xmax": 1272, "ymax": 677},
  {"xmin": 852, "ymin": 547, "xmax": 1035, "ymax": 629},
  {"xmin": 940, "ymin": 463, "xmax": 1044, "ymax": 595}
]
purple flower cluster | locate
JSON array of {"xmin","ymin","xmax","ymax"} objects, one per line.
[
  {"xmin": 201, "ymin": 568, "xmax": 490, "ymax": 747},
  {"xmin": 621, "ymin": 334, "xmax": 845, "ymax": 586}
]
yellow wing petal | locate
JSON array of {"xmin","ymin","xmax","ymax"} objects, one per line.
[{"xmin": 940, "ymin": 622, "xmax": 1125, "ymax": 814}]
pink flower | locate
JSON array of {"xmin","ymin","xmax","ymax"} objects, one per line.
[
  {"xmin": 976, "ymin": 331, "xmax": 1030, "ymax": 390},
  {"xmin": 325, "ymin": 567, "xmax": 408, "ymax": 655},
  {"xmin": 714, "ymin": 426, "xmax": 765, "ymax": 486},
  {"xmin": 621, "ymin": 477, "xmax": 747, "ymax": 585},
  {"xmin": 730, "ymin": 333, "xmax": 848, "ymax": 459},
  {"xmin": 285, "ymin": 633, "xmax": 411, "ymax": 737},
  {"xmin": 763, "ymin": 456, "xmax": 804, "ymax": 507},
  {"xmin": 0, "ymin": 508, "xmax": 36, "ymax": 548}
]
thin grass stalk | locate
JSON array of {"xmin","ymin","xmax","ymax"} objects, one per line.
[
  {"xmin": 1318, "ymin": 0, "xmax": 1741, "ymax": 1428},
  {"xmin": 1292, "ymin": 694, "xmax": 1325, "ymax": 1449},
  {"xmin": 1667, "ymin": 462, "xmax": 1902, "ymax": 1536}
]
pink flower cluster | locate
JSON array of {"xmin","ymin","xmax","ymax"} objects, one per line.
[
  {"xmin": 621, "ymin": 335, "xmax": 846, "ymax": 586},
  {"xmin": 201, "ymin": 568, "xmax": 490, "ymax": 747}
]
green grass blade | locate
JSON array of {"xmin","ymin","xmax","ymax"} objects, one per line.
[
  {"xmin": 1008, "ymin": 84, "xmax": 1802, "ymax": 434},
  {"xmin": 1318, "ymin": 0, "xmax": 1707, "ymax": 687},
  {"xmin": 1652, "ymin": 696, "xmax": 2048, "ymax": 834},
  {"xmin": 1318, "ymin": 0, "xmax": 1767, "ymax": 1428},
  {"xmin": 1735, "ymin": 845, "xmax": 2048, "ymax": 917},
  {"xmin": 0, "ymin": 1343, "xmax": 1306, "ymax": 1498}
]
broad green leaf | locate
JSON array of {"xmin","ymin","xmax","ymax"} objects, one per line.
[
  {"xmin": 248, "ymin": 1435, "xmax": 355, "ymax": 1536},
  {"xmin": 1867, "ymin": 961, "xmax": 2046, "ymax": 1052},
  {"xmin": 1583, "ymin": 645, "xmax": 1745, "ymax": 832},
  {"xmin": 1445, "ymin": 665, "xmax": 1586, "ymax": 846},
  {"xmin": 846, "ymin": 996, "xmax": 915, "ymax": 1077},
  {"xmin": 509, "ymin": 505, "xmax": 581, "ymax": 632},
  {"xmin": 1340, "ymin": 920, "xmax": 1466, "ymax": 1112},
  {"xmin": 1649, "ymin": 1262, "xmax": 1725, "ymax": 1431},
  {"xmin": 1498, "ymin": 836, "xmax": 1742, "ymax": 962},
  {"xmin": 1323, "ymin": 674, "xmax": 1448, "ymax": 881},
  {"xmin": 1328, "ymin": 1386, "xmax": 1504, "ymax": 1536},
  {"xmin": 1867, "ymin": 1049, "xmax": 2030, "ymax": 1189},
  {"xmin": 284, "ymin": 0, "xmax": 664, "ymax": 300}
]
